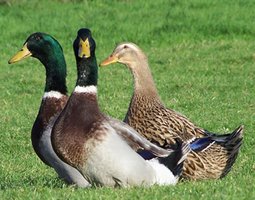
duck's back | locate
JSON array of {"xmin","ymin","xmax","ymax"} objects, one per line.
[{"xmin": 124, "ymin": 93, "xmax": 205, "ymax": 147}]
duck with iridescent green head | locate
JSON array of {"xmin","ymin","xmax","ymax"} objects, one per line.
[
  {"xmin": 51, "ymin": 28, "xmax": 193, "ymax": 187},
  {"xmin": 8, "ymin": 33, "xmax": 89, "ymax": 187}
]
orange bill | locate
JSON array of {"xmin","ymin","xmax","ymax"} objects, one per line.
[{"xmin": 99, "ymin": 55, "xmax": 118, "ymax": 67}]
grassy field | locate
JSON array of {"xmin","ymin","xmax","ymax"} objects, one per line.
[{"xmin": 0, "ymin": 0, "xmax": 255, "ymax": 199}]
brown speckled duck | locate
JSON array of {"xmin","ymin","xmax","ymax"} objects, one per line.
[
  {"xmin": 100, "ymin": 42, "xmax": 244, "ymax": 180},
  {"xmin": 8, "ymin": 33, "xmax": 89, "ymax": 187},
  {"xmin": 51, "ymin": 29, "xmax": 192, "ymax": 187}
]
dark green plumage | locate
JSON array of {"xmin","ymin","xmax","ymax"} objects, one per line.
[{"xmin": 26, "ymin": 32, "xmax": 67, "ymax": 94}]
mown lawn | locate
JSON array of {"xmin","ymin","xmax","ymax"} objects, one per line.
[{"xmin": 0, "ymin": 0, "xmax": 254, "ymax": 199}]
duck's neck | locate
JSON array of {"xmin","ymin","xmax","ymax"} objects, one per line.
[
  {"xmin": 74, "ymin": 56, "xmax": 100, "ymax": 112},
  {"xmin": 129, "ymin": 57, "xmax": 159, "ymax": 98},
  {"xmin": 41, "ymin": 51, "xmax": 67, "ymax": 95},
  {"xmin": 76, "ymin": 56, "xmax": 98, "ymax": 87}
]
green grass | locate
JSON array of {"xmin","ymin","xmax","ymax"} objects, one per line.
[{"xmin": 0, "ymin": 0, "xmax": 255, "ymax": 199}]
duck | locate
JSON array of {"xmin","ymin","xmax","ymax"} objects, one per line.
[
  {"xmin": 8, "ymin": 33, "xmax": 89, "ymax": 187},
  {"xmin": 100, "ymin": 42, "xmax": 244, "ymax": 180},
  {"xmin": 50, "ymin": 28, "xmax": 197, "ymax": 187}
]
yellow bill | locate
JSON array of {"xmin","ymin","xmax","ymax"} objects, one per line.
[
  {"xmin": 8, "ymin": 43, "xmax": 32, "ymax": 64},
  {"xmin": 99, "ymin": 55, "xmax": 118, "ymax": 67},
  {"xmin": 78, "ymin": 38, "xmax": 90, "ymax": 58}
]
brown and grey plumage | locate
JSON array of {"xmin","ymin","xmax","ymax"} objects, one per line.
[
  {"xmin": 8, "ymin": 33, "xmax": 89, "ymax": 187},
  {"xmin": 51, "ymin": 29, "xmax": 191, "ymax": 187},
  {"xmin": 100, "ymin": 42, "xmax": 244, "ymax": 180}
]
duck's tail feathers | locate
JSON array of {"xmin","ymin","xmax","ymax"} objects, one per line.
[
  {"xmin": 220, "ymin": 125, "xmax": 244, "ymax": 178},
  {"xmin": 211, "ymin": 125, "xmax": 243, "ymax": 147},
  {"xmin": 159, "ymin": 139, "xmax": 191, "ymax": 177},
  {"xmin": 205, "ymin": 125, "xmax": 244, "ymax": 178},
  {"xmin": 204, "ymin": 125, "xmax": 244, "ymax": 142}
]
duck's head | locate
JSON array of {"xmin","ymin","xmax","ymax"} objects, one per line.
[
  {"xmin": 100, "ymin": 42, "xmax": 146, "ymax": 69},
  {"xmin": 73, "ymin": 28, "xmax": 96, "ymax": 60},
  {"xmin": 8, "ymin": 32, "xmax": 64, "ymax": 66},
  {"xmin": 73, "ymin": 28, "xmax": 98, "ymax": 87},
  {"xmin": 8, "ymin": 32, "xmax": 67, "ymax": 94}
]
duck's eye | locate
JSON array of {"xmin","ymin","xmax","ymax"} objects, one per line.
[{"xmin": 123, "ymin": 45, "xmax": 128, "ymax": 49}]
